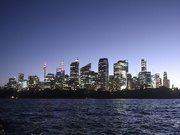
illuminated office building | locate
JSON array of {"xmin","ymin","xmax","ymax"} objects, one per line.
[
  {"xmin": 55, "ymin": 62, "xmax": 65, "ymax": 89},
  {"xmin": 18, "ymin": 73, "xmax": 24, "ymax": 82},
  {"xmin": 63, "ymin": 74, "xmax": 70, "ymax": 90},
  {"xmin": 44, "ymin": 73, "xmax": 55, "ymax": 89},
  {"xmin": 98, "ymin": 58, "xmax": 109, "ymax": 90},
  {"xmin": 80, "ymin": 63, "xmax": 91, "ymax": 89},
  {"xmin": 7, "ymin": 77, "xmax": 17, "ymax": 89},
  {"xmin": 113, "ymin": 60, "xmax": 128, "ymax": 90},
  {"xmin": 155, "ymin": 73, "xmax": 162, "ymax": 88},
  {"xmin": 22, "ymin": 80, "xmax": 28, "ymax": 90},
  {"xmin": 141, "ymin": 59, "xmax": 147, "ymax": 72},
  {"xmin": 127, "ymin": 73, "xmax": 132, "ymax": 90},
  {"xmin": 151, "ymin": 75, "xmax": 156, "ymax": 88},
  {"xmin": 90, "ymin": 71, "xmax": 98, "ymax": 90},
  {"xmin": 163, "ymin": 72, "xmax": 170, "ymax": 88},
  {"xmin": 132, "ymin": 76, "xmax": 138, "ymax": 90},
  {"xmin": 138, "ymin": 71, "xmax": 151, "ymax": 88},
  {"xmin": 108, "ymin": 75, "xmax": 114, "ymax": 91},
  {"xmin": 18, "ymin": 73, "xmax": 24, "ymax": 91},
  {"xmin": 28, "ymin": 75, "xmax": 40, "ymax": 89},
  {"xmin": 138, "ymin": 59, "xmax": 151, "ymax": 88},
  {"xmin": 70, "ymin": 59, "xmax": 79, "ymax": 89}
]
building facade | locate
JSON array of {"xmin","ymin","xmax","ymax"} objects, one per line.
[
  {"xmin": 90, "ymin": 71, "xmax": 98, "ymax": 90},
  {"xmin": 113, "ymin": 60, "xmax": 128, "ymax": 90},
  {"xmin": 141, "ymin": 59, "xmax": 147, "ymax": 72},
  {"xmin": 155, "ymin": 73, "xmax": 162, "ymax": 88},
  {"xmin": 80, "ymin": 63, "xmax": 91, "ymax": 89},
  {"xmin": 18, "ymin": 73, "xmax": 24, "ymax": 91},
  {"xmin": 44, "ymin": 73, "xmax": 55, "ymax": 89},
  {"xmin": 163, "ymin": 72, "xmax": 170, "ymax": 88},
  {"xmin": 98, "ymin": 58, "xmax": 109, "ymax": 90},
  {"xmin": 28, "ymin": 75, "xmax": 40, "ymax": 89},
  {"xmin": 70, "ymin": 59, "xmax": 79, "ymax": 90},
  {"xmin": 138, "ymin": 71, "xmax": 151, "ymax": 88},
  {"xmin": 55, "ymin": 63, "xmax": 65, "ymax": 89}
]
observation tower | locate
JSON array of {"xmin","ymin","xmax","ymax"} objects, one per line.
[{"xmin": 43, "ymin": 63, "xmax": 47, "ymax": 79}]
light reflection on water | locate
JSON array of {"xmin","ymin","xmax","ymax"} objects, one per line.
[{"xmin": 0, "ymin": 99, "xmax": 180, "ymax": 134}]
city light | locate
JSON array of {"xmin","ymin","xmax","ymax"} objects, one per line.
[{"xmin": 2, "ymin": 58, "xmax": 174, "ymax": 91}]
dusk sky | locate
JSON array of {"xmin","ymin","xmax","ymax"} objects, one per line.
[{"xmin": 0, "ymin": 0, "xmax": 180, "ymax": 87}]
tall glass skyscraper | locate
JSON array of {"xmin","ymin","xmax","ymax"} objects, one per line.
[
  {"xmin": 141, "ymin": 59, "xmax": 147, "ymax": 72},
  {"xmin": 18, "ymin": 73, "xmax": 24, "ymax": 82},
  {"xmin": 80, "ymin": 63, "xmax": 91, "ymax": 89},
  {"xmin": 163, "ymin": 72, "xmax": 170, "ymax": 88},
  {"xmin": 114, "ymin": 60, "xmax": 128, "ymax": 90},
  {"xmin": 70, "ymin": 59, "xmax": 79, "ymax": 89},
  {"xmin": 138, "ymin": 59, "xmax": 151, "ymax": 88},
  {"xmin": 98, "ymin": 58, "xmax": 109, "ymax": 90}
]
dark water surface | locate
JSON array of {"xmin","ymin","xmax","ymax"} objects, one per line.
[{"xmin": 0, "ymin": 99, "xmax": 180, "ymax": 135}]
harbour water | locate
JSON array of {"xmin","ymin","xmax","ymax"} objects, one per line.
[{"xmin": 0, "ymin": 99, "xmax": 180, "ymax": 135}]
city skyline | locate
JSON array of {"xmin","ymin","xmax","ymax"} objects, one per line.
[
  {"xmin": 2, "ymin": 58, "xmax": 171, "ymax": 89},
  {"xmin": 1, "ymin": 0, "xmax": 180, "ymax": 87}
]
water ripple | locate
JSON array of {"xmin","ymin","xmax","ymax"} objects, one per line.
[{"xmin": 0, "ymin": 99, "xmax": 180, "ymax": 134}]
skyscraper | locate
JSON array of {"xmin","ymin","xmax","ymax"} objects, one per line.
[
  {"xmin": 55, "ymin": 62, "xmax": 65, "ymax": 89},
  {"xmin": 163, "ymin": 72, "xmax": 170, "ymax": 88},
  {"xmin": 138, "ymin": 71, "xmax": 151, "ymax": 88},
  {"xmin": 44, "ymin": 73, "xmax": 55, "ymax": 89},
  {"xmin": 18, "ymin": 73, "xmax": 24, "ymax": 82},
  {"xmin": 70, "ymin": 59, "xmax": 79, "ymax": 89},
  {"xmin": 113, "ymin": 60, "xmax": 128, "ymax": 90},
  {"xmin": 80, "ymin": 63, "xmax": 91, "ymax": 89},
  {"xmin": 138, "ymin": 59, "xmax": 151, "ymax": 88},
  {"xmin": 98, "ymin": 58, "xmax": 109, "ymax": 90},
  {"xmin": 90, "ymin": 71, "xmax": 98, "ymax": 90},
  {"xmin": 7, "ymin": 77, "xmax": 17, "ymax": 89},
  {"xmin": 155, "ymin": 73, "xmax": 162, "ymax": 88},
  {"xmin": 18, "ymin": 73, "xmax": 24, "ymax": 91},
  {"xmin": 141, "ymin": 59, "xmax": 147, "ymax": 72},
  {"xmin": 28, "ymin": 75, "xmax": 40, "ymax": 89}
]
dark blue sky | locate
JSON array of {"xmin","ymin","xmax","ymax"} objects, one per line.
[{"xmin": 1, "ymin": 0, "xmax": 180, "ymax": 87}]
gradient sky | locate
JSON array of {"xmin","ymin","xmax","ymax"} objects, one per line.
[{"xmin": 0, "ymin": 0, "xmax": 180, "ymax": 87}]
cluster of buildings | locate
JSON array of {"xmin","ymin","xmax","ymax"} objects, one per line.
[{"xmin": 5, "ymin": 58, "xmax": 172, "ymax": 91}]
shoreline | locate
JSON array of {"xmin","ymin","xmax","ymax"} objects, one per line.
[{"xmin": 1, "ymin": 87, "xmax": 180, "ymax": 99}]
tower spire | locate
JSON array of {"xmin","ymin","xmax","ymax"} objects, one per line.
[{"xmin": 43, "ymin": 62, "xmax": 47, "ymax": 79}]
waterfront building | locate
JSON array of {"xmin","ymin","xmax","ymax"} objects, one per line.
[
  {"xmin": 28, "ymin": 75, "xmax": 40, "ymax": 89},
  {"xmin": 151, "ymin": 75, "xmax": 156, "ymax": 88},
  {"xmin": 18, "ymin": 73, "xmax": 24, "ymax": 82},
  {"xmin": 70, "ymin": 59, "xmax": 80, "ymax": 90},
  {"xmin": 163, "ymin": 72, "xmax": 170, "ymax": 88},
  {"xmin": 132, "ymin": 76, "xmax": 138, "ymax": 90},
  {"xmin": 7, "ymin": 77, "xmax": 17, "ymax": 89},
  {"xmin": 17, "ymin": 73, "xmax": 24, "ymax": 91},
  {"xmin": 127, "ymin": 73, "xmax": 132, "ymax": 90},
  {"xmin": 98, "ymin": 58, "xmax": 109, "ymax": 90},
  {"xmin": 44, "ymin": 73, "xmax": 55, "ymax": 89},
  {"xmin": 155, "ymin": 73, "xmax": 162, "ymax": 88},
  {"xmin": 55, "ymin": 62, "xmax": 65, "ymax": 89},
  {"xmin": 113, "ymin": 60, "xmax": 128, "ymax": 90},
  {"xmin": 90, "ymin": 71, "xmax": 98, "ymax": 90},
  {"xmin": 63, "ymin": 74, "xmax": 71, "ymax": 90},
  {"xmin": 108, "ymin": 75, "xmax": 114, "ymax": 91},
  {"xmin": 80, "ymin": 63, "xmax": 91, "ymax": 89},
  {"xmin": 138, "ymin": 59, "xmax": 151, "ymax": 88},
  {"xmin": 22, "ymin": 80, "xmax": 28, "ymax": 90},
  {"xmin": 138, "ymin": 71, "xmax": 151, "ymax": 88},
  {"xmin": 141, "ymin": 59, "xmax": 147, "ymax": 72}
]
